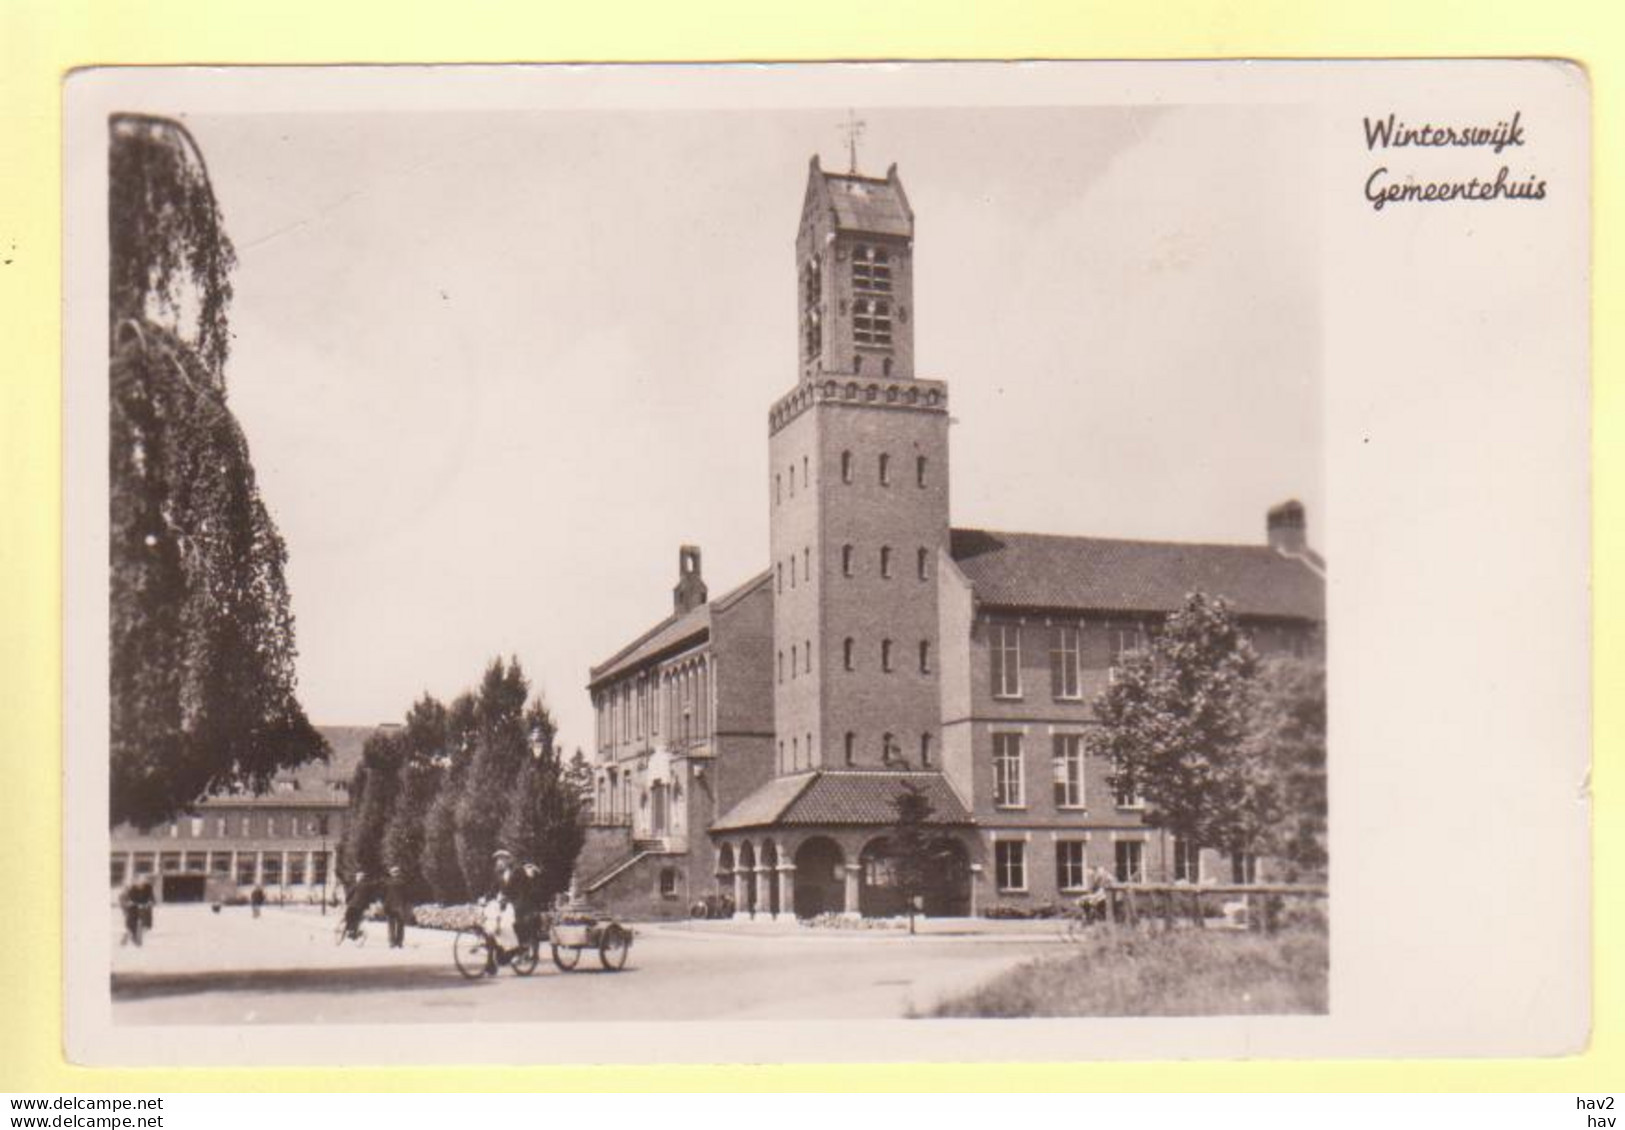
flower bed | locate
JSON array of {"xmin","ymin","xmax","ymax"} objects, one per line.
[
  {"xmin": 798, "ymin": 912, "xmax": 908, "ymax": 930},
  {"xmin": 408, "ymin": 903, "xmax": 482, "ymax": 931}
]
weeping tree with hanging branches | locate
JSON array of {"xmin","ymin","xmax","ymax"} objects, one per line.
[{"xmin": 109, "ymin": 114, "xmax": 326, "ymax": 828}]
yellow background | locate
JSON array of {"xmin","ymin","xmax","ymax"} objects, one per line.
[{"xmin": 0, "ymin": 0, "xmax": 1615, "ymax": 1091}]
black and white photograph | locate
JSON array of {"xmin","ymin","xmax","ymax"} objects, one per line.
[{"xmin": 62, "ymin": 62, "xmax": 1590, "ymax": 1065}]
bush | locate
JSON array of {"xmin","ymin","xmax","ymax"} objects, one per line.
[{"xmin": 982, "ymin": 902, "xmax": 1062, "ymax": 920}]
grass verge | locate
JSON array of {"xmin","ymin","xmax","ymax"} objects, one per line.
[{"xmin": 926, "ymin": 926, "xmax": 1328, "ymax": 1018}]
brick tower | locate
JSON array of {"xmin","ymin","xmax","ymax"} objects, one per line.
[{"xmin": 768, "ymin": 155, "xmax": 950, "ymax": 777}]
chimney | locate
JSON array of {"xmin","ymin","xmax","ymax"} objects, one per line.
[
  {"xmin": 1266, "ymin": 499, "xmax": 1307, "ymax": 555},
  {"xmin": 673, "ymin": 545, "xmax": 708, "ymax": 615}
]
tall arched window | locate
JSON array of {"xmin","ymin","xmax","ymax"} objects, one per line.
[
  {"xmin": 804, "ymin": 640, "xmax": 812, "ymax": 673},
  {"xmin": 919, "ymin": 640, "xmax": 931, "ymax": 674},
  {"xmin": 844, "ymin": 732, "xmax": 856, "ymax": 766},
  {"xmin": 880, "ymin": 546, "xmax": 892, "ymax": 579},
  {"xmin": 790, "ymin": 643, "xmax": 797, "ymax": 679},
  {"xmin": 842, "ymin": 544, "xmax": 854, "ymax": 576},
  {"xmin": 917, "ymin": 455, "xmax": 927, "ymax": 487},
  {"xmin": 777, "ymin": 651, "xmax": 784, "ymax": 684},
  {"xmin": 920, "ymin": 732, "xmax": 933, "ymax": 767},
  {"xmin": 879, "ymin": 453, "xmax": 891, "ymax": 486},
  {"xmin": 775, "ymin": 473, "xmax": 782, "ymax": 504},
  {"xmin": 917, "ymin": 547, "xmax": 929, "ymax": 580},
  {"xmin": 841, "ymin": 450, "xmax": 853, "ymax": 483},
  {"xmin": 843, "ymin": 637, "xmax": 855, "ymax": 671},
  {"xmin": 881, "ymin": 639, "xmax": 894, "ymax": 672},
  {"xmin": 883, "ymin": 732, "xmax": 899, "ymax": 763},
  {"xmin": 776, "ymin": 562, "xmax": 783, "ymax": 593}
]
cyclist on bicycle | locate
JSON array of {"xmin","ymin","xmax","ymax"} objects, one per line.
[
  {"xmin": 119, "ymin": 874, "xmax": 155, "ymax": 946},
  {"xmin": 484, "ymin": 848, "xmax": 543, "ymax": 961}
]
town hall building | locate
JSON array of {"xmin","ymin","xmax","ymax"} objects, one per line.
[{"xmin": 580, "ymin": 156, "xmax": 1324, "ymax": 919}]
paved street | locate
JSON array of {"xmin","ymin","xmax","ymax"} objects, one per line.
[{"xmin": 111, "ymin": 904, "xmax": 1062, "ymax": 1024}]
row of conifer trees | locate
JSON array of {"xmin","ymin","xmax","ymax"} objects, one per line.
[{"xmin": 338, "ymin": 658, "xmax": 592, "ymax": 907}]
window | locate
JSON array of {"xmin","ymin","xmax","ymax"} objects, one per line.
[
  {"xmin": 919, "ymin": 640, "xmax": 931, "ymax": 674},
  {"xmin": 881, "ymin": 639, "xmax": 894, "ymax": 672},
  {"xmin": 1115, "ymin": 840, "xmax": 1145, "ymax": 884},
  {"xmin": 854, "ymin": 297, "xmax": 893, "ymax": 348},
  {"xmin": 788, "ymin": 463, "xmax": 795, "ymax": 497},
  {"xmin": 917, "ymin": 547, "xmax": 929, "ymax": 580},
  {"xmin": 842, "ymin": 544, "xmax": 854, "ymax": 576},
  {"xmin": 993, "ymin": 732, "xmax": 1024, "ymax": 807},
  {"xmin": 852, "ymin": 243, "xmax": 893, "ymax": 294},
  {"xmin": 878, "ymin": 453, "xmax": 891, "ymax": 486},
  {"xmin": 917, "ymin": 455, "xmax": 927, "ymax": 487},
  {"xmin": 841, "ymin": 450, "xmax": 853, "ymax": 483},
  {"xmin": 236, "ymin": 856, "xmax": 256, "ymax": 885},
  {"xmin": 1050, "ymin": 625, "xmax": 1082, "ymax": 700},
  {"xmin": 316, "ymin": 815, "xmax": 330, "ymax": 837},
  {"xmin": 110, "ymin": 858, "xmax": 126, "ymax": 887},
  {"xmin": 775, "ymin": 473, "xmax": 781, "ymax": 505},
  {"xmin": 776, "ymin": 562, "xmax": 783, "ymax": 593},
  {"xmin": 843, "ymin": 637, "xmax": 855, "ymax": 671},
  {"xmin": 1231, "ymin": 852, "xmax": 1258, "ymax": 885},
  {"xmin": 313, "ymin": 853, "xmax": 329, "ymax": 885},
  {"xmin": 844, "ymin": 732, "xmax": 856, "ymax": 766},
  {"xmin": 804, "ymin": 547, "xmax": 810, "ymax": 581},
  {"xmin": 1109, "ymin": 622, "xmax": 1147, "ymax": 682},
  {"xmin": 262, "ymin": 853, "xmax": 282, "ymax": 886},
  {"xmin": 190, "ymin": 816, "xmax": 203, "ymax": 837},
  {"xmin": 211, "ymin": 853, "xmax": 231, "ymax": 875},
  {"xmin": 777, "ymin": 651, "xmax": 784, "ymax": 684},
  {"xmin": 186, "ymin": 852, "xmax": 206, "ymax": 873},
  {"xmin": 215, "ymin": 816, "xmax": 227, "ymax": 837},
  {"xmin": 920, "ymin": 732, "xmax": 933, "ymax": 768},
  {"xmin": 1052, "ymin": 734, "xmax": 1084, "ymax": 808},
  {"xmin": 995, "ymin": 841, "xmax": 1027, "ymax": 892},
  {"xmin": 882, "ymin": 732, "xmax": 899, "ymax": 763},
  {"xmin": 880, "ymin": 546, "xmax": 892, "ymax": 578},
  {"xmin": 659, "ymin": 867, "xmax": 679, "ymax": 898},
  {"xmin": 789, "ymin": 556, "xmax": 796, "ymax": 589},
  {"xmin": 991, "ymin": 622, "xmax": 1022, "ymax": 698},
  {"xmin": 789, "ymin": 644, "xmax": 797, "ymax": 679},
  {"xmin": 1056, "ymin": 841, "xmax": 1088, "ymax": 891},
  {"xmin": 1112, "ymin": 755, "xmax": 1143, "ymax": 808},
  {"xmin": 288, "ymin": 855, "xmax": 306, "ymax": 885},
  {"xmin": 1173, "ymin": 838, "xmax": 1202, "ymax": 883},
  {"xmin": 803, "ymin": 455, "xmax": 809, "ymax": 486},
  {"xmin": 793, "ymin": 736, "xmax": 800, "ymax": 768},
  {"xmin": 804, "ymin": 640, "xmax": 812, "ymax": 674},
  {"xmin": 778, "ymin": 740, "xmax": 785, "ymax": 772},
  {"xmin": 807, "ymin": 732, "xmax": 813, "ymax": 766}
]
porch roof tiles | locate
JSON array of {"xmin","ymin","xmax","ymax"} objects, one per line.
[{"xmin": 711, "ymin": 771, "xmax": 971, "ymax": 833}]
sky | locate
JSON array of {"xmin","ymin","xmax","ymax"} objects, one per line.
[{"xmin": 180, "ymin": 104, "xmax": 1321, "ymax": 750}]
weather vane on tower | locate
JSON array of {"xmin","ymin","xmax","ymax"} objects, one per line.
[{"xmin": 841, "ymin": 110, "xmax": 866, "ymax": 174}]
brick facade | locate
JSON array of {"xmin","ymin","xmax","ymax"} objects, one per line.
[{"xmin": 584, "ymin": 156, "xmax": 1325, "ymax": 919}]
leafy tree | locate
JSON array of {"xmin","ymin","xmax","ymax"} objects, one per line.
[
  {"xmin": 454, "ymin": 659, "xmax": 533, "ymax": 896},
  {"xmin": 381, "ymin": 694, "xmax": 449, "ymax": 902},
  {"xmin": 564, "ymin": 747, "xmax": 595, "ymax": 819},
  {"xmin": 340, "ymin": 729, "xmax": 403, "ymax": 881},
  {"xmin": 500, "ymin": 703, "xmax": 586, "ymax": 906},
  {"xmin": 1245, "ymin": 657, "xmax": 1328, "ymax": 881},
  {"xmin": 886, "ymin": 782, "xmax": 939, "ymax": 935},
  {"xmin": 109, "ymin": 113, "xmax": 325, "ymax": 828},
  {"xmin": 1089, "ymin": 592, "xmax": 1264, "ymax": 865},
  {"xmin": 421, "ymin": 693, "xmax": 477, "ymax": 903}
]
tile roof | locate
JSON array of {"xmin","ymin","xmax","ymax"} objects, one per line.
[
  {"xmin": 822, "ymin": 173, "xmax": 912, "ymax": 238},
  {"xmin": 711, "ymin": 771, "xmax": 972, "ymax": 832},
  {"xmin": 588, "ymin": 570, "xmax": 771, "ymax": 688},
  {"xmin": 197, "ymin": 724, "xmax": 372, "ymax": 807},
  {"xmin": 949, "ymin": 527, "xmax": 1325, "ymax": 621}
]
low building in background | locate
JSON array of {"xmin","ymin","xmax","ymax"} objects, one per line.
[{"xmin": 109, "ymin": 725, "xmax": 371, "ymax": 904}]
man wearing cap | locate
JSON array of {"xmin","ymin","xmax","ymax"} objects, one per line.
[
  {"xmin": 341, "ymin": 869, "xmax": 376, "ymax": 940},
  {"xmin": 383, "ymin": 864, "xmax": 412, "ymax": 948},
  {"xmin": 487, "ymin": 848, "xmax": 542, "ymax": 959}
]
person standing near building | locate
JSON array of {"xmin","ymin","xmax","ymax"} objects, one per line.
[
  {"xmin": 250, "ymin": 884, "xmax": 266, "ymax": 918},
  {"xmin": 342, "ymin": 869, "xmax": 376, "ymax": 941},
  {"xmin": 383, "ymin": 865, "xmax": 411, "ymax": 948}
]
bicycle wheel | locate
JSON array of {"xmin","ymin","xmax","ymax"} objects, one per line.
[
  {"xmin": 453, "ymin": 928, "xmax": 494, "ymax": 979},
  {"xmin": 551, "ymin": 943, "xmax": 580, "ymax": 971},
  {"xmin": 333, "ymin": 920, "xmax": 349, "ymax": 946},
  {"xmin": 598, "ymin": 925, "xmax": 631, "ymax": 971},
  {"xmin": 511, "ymin": 942, "xmax": 539, "ymax": 977}
]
